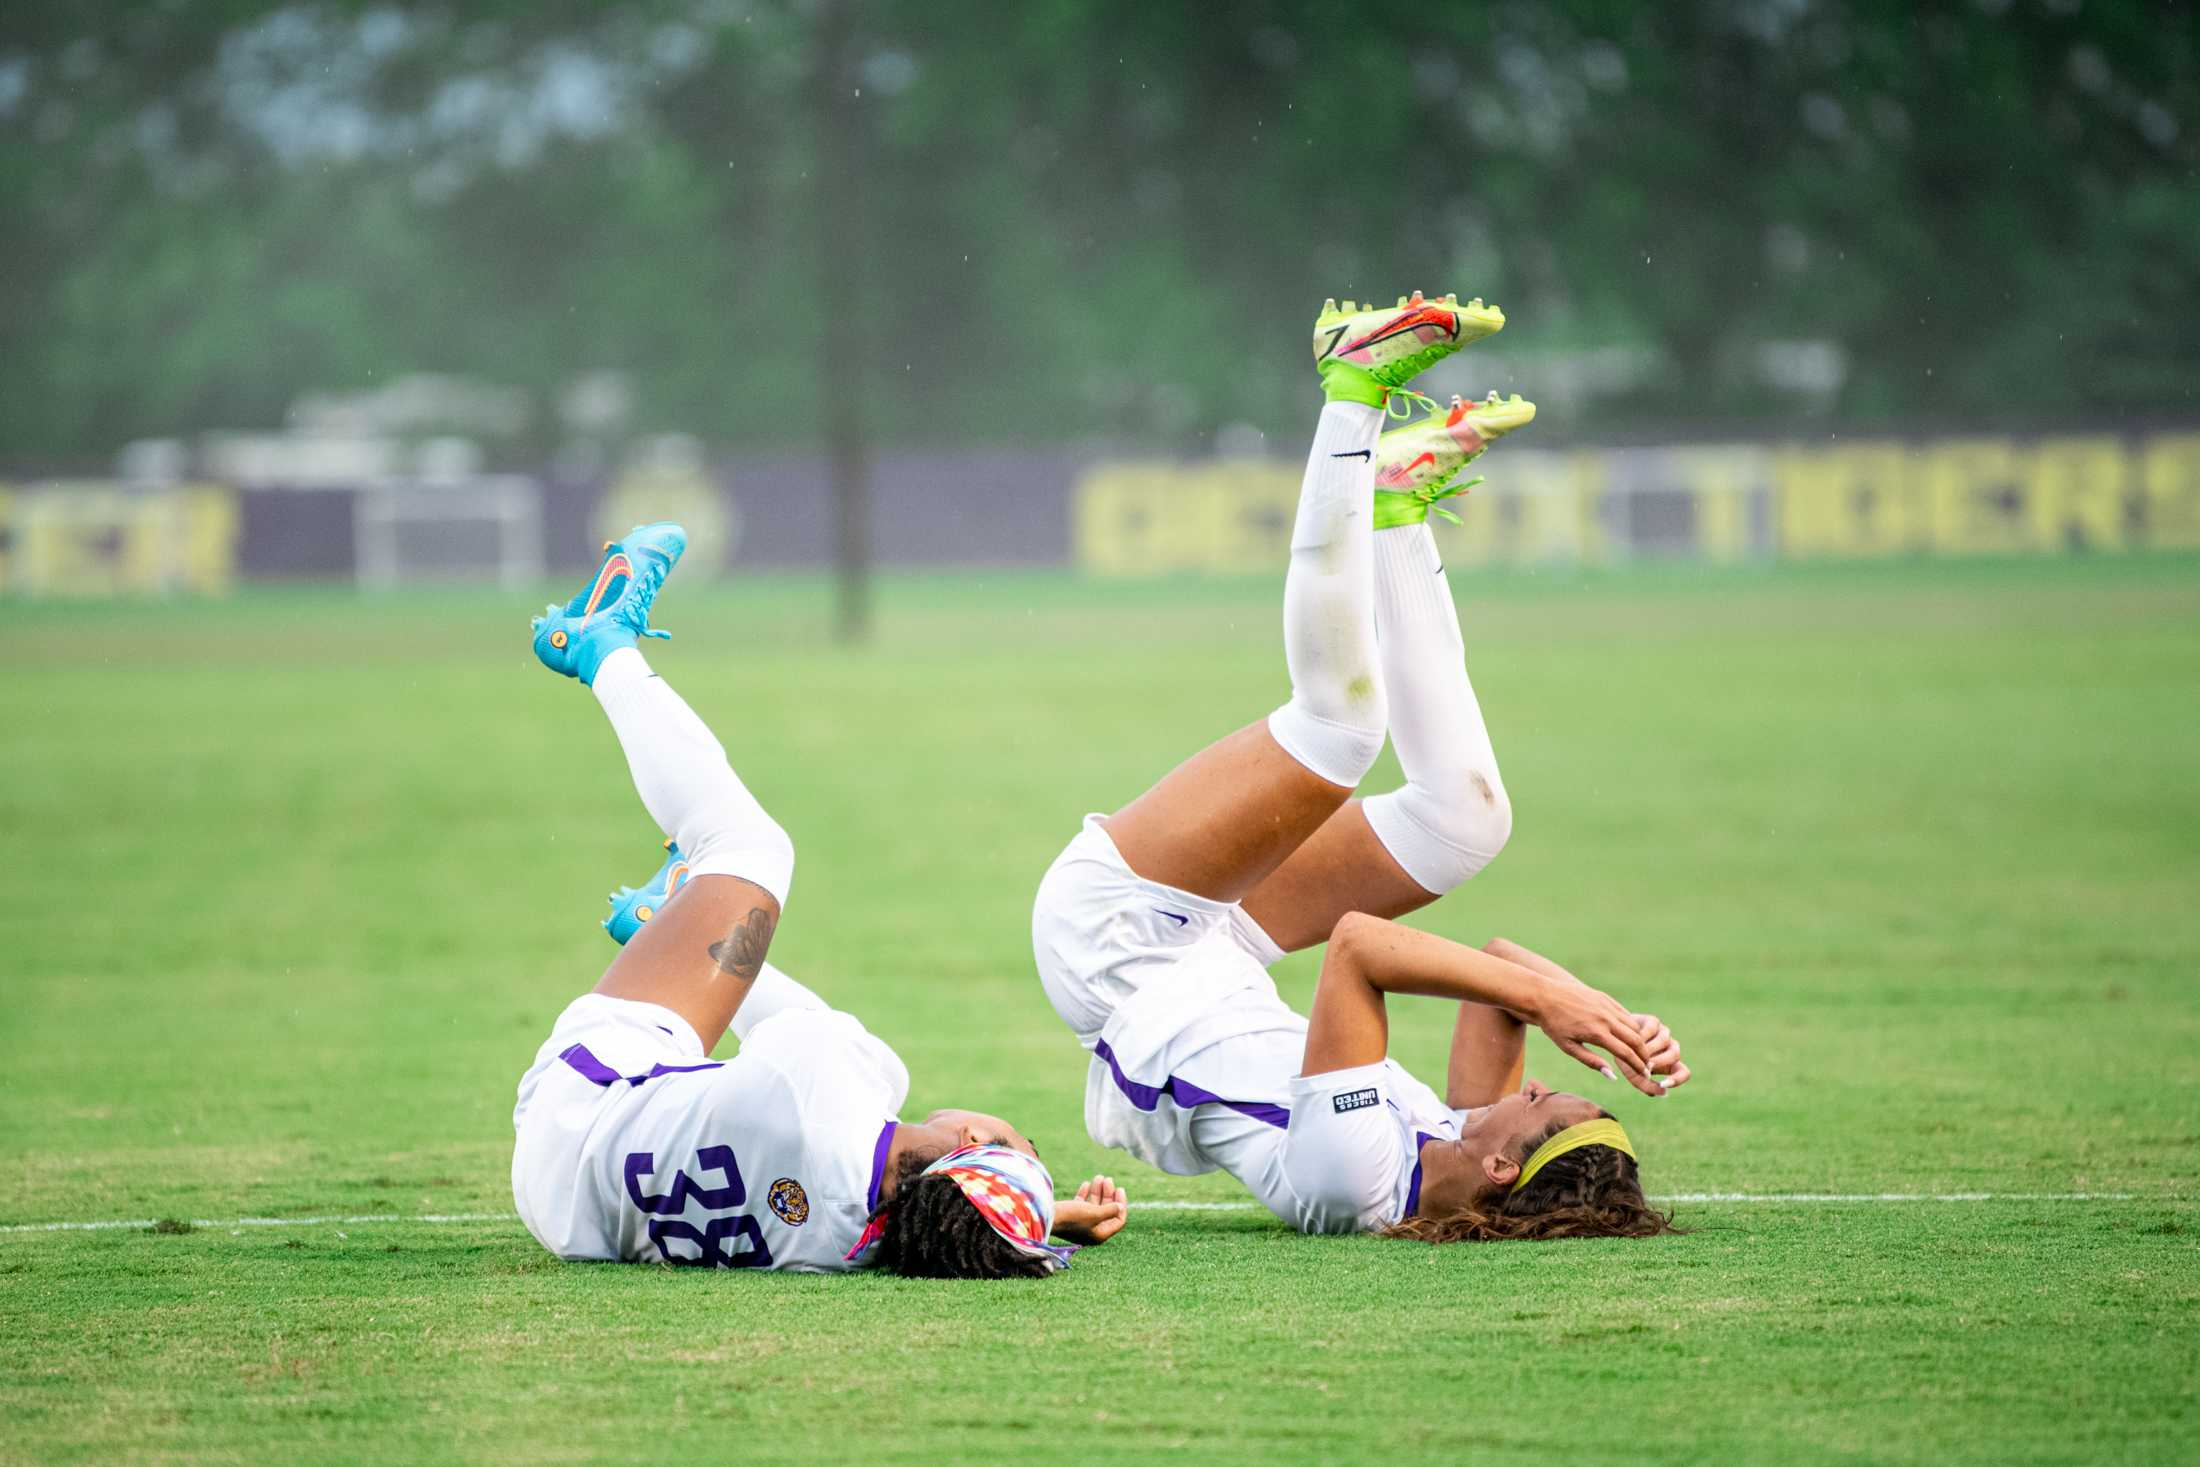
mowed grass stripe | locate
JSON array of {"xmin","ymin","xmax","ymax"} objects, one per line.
[{"xmin": 3, "ymin": 559, "xmax": 2196, "ymax": 1467}]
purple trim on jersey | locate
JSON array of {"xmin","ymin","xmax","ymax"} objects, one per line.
[
  {"xmin": 645, "ymin": 1061, "xmax": 726, "ymax": 1080},
  {"xmin": 1092, "ymin": 1038, "xmax": 1290, "ymax": 1130},
  {"xmin": 1402, "ymin": 1131, "xmax": 1441, "ymax": 1218},
  {"xmin": 559, "ymin": 1043, "xmax": 724, "ymax": 1089},
  {"xmin": 866, "ymin": 1120, "xmax": 898, "ymax": 1213},
  {"xmin": 559, "ymin": 1043, "xmax": 622, "ymax": 1086}
]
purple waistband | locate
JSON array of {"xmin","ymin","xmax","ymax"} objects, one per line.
[
  {"xmin": 1093, "ymin": 1038, "xmax": 1290, "ymax": 1130},
  {"xmin": 560, "ymin": 1042, "xmax": 724, "ymax": 1089}
]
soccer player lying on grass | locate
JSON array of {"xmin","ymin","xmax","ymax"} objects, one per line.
[
  {"xmin": 1033, "ymin": 292, "xmax": 1688, "ymax": 1242},
  {"xmin": 511, "ymin": 525, "xmax": 1128, "ymax": 1275}
]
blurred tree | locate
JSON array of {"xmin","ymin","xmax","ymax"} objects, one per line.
[{"xmin": 0, "ymin": 0, "xmax": 2194, "ymax": 462}]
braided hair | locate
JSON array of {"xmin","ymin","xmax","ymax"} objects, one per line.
[
  {"xmin": 867, "ymin": 1151, "xmax": 1055, "ymax": 1279},
  {"xmin": 1383, "ymin": 1113, "xmax": 1680, "ymax": 1244}
]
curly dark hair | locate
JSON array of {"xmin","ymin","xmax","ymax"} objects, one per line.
[
  {"xmin": 1383, "ymin": 1113, "xmax": 1681, "ymax": 1244},
  {"xmin": 866, "ymin": 1150, "xmax": 1054, "ymax": 1279}
]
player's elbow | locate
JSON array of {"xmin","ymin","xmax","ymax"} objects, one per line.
[{"xmin": 1326, "ymin": 911, "xmax": 1385, "ymax": 970}]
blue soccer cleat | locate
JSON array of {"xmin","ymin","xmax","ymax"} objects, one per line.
[
  {"xmin": 531, "ymin": 522, "xmax": 688, "ymax": 685},
  {"xmin": 605, "ymin": 839, "xmax": 693, "ymax": 945}
]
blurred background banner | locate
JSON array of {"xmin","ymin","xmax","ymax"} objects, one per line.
[{"xmin": 1, "ymin": 1, "xmax": 2193, "ymax": 597}]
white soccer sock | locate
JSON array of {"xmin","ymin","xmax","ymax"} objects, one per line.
[
  {"xmin": 730, "ymin": 962, "xmax": 828, "ymax": 1041},
  {"xmin": 1265, "ymin": 401, "xmax": 1388, "ymax": 787},
  {"xmin": 1361, "ymin": 522, "xmax": 1513, "ymax": 895},
  {"xmin": 590, "ymin": 647, "xmax": 796, "ymax": 906}
]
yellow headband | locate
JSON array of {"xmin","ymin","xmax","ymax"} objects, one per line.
[{"xmin": 1511, "ymin": 1117, "xmax": 1635, "ymax": 1194}]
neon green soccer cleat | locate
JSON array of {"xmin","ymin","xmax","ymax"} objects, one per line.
[
  {"xmin": 1372, "ymin": 390, "xmax": 1536, "ymax": 529},
  {"xmin": 1313, "ymin": 291, "xmax": 1505, "ymax": 407}
]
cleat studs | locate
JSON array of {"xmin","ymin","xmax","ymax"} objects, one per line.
[
  {"xmin": 1409, "ymin": 289, "xmax": 1425, "ymax": 305},
  {"xmin": 1322, "ymin": 297, "xmax": 1338, "ymax": 314},
  {"xmin": 1396, "ymin": 294, "xmax": 1409, "ymax": 308},
  {"xmin": 1342, "ymin": 299, "xmax": 1357, "ymax": 312},
  {"xmin": 1442, "ymin": 292, "xmax": 1458, "ymax": 304},
  {"xmin": 635, "ymin": 905, "xmax": 654, "ymax": 923},
  {"xmin": 1469, "ymin": 297, "xmax": 1484, "ymax": 309},
  {"xmin": 1451, "ymin": 394, "xmax": 1465, "ymax": 407},
  {"xmin": 663, "ymin": 837, "xmax": 676, "ymax": 850},
  {"xmin": 601, "ymin": 541, "xmax": 614, "ymax": 553},
  {"xmin": 1486, "ymin": 389, "xmax": 1500, "ymax": 405},
  {"xmin": 550, "ymin": 629, "xmax": 568, "ymax": 649}
]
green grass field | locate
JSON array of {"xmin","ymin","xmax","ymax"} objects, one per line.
[{"xmin": 4, "ymin": 557, "xmax": 2198, "ymax": 1465}]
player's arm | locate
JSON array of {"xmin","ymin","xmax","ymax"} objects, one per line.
[
  {"xmin": 1303, "ymin": 913, "xmax": 1666, "ymax": 1097},
  {"xmin": 1484, "ymin": 935, "xmax": 1690, "ymax": 1090},
  {"xmin": 1051, "ymin": 1175, "xmax": 1128, "ymax": 1246},
  {"xmin": 1444, "ymin": 996, "xmax": 1526, "ymax": 1109}
]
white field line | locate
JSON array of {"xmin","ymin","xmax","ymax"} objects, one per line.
[
  {"xmin": 0, "ymin": 1193, "xmax": 2160, "ymax": 1235},
  {"xmin": 0, "ymin": 1211, "xmax": 519, "ymax": 1235},
  {"xmin": 1146, "ymin": 1193, "xmax": 2148, "ymax": 1208}
]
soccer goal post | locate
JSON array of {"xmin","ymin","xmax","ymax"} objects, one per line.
[{"xmin": 353, "ymin": 477, "xmax": 545, "ymax": 592}]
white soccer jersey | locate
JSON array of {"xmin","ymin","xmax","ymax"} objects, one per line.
[
  {"xmin": 1087, "ymin": 1004, "xmax": 1466, "ymax": 1235},
  {"xmin": 512, "ymin": 993, "xmax": 908, "ymax": 1271},
  {"xmin": 1035, "ymin": 814, "xmax": 1468, "ymax": 1234}
]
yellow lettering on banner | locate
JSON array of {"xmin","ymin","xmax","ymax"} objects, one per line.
[
  {"xmin": 1434, "ymin": 474, "xmax": 1502, "ymax": 568},
  {"xmin": 1773, "ymin": 442, "xmax": 1919, "ymax": 557},
  {"xmin": 119, "ymin": 494, "xmax": 174, "ymax": 589},
  {"xmin": 1672, "ymin": 447, "xmax": 1769, "ymax": 561},
  {"xmin": 9, "ymin": 485, "xmax": 240, "ymax": 596},
  {"xmin": 1074, "ymin": 434, "xmax": 2198, "ymax": 575},
  {"xmin": 1573, "ymin": 450, "xmax": 1610, "ymax": 565},
  {"xmin": 599, "ymin": 467, "xmax": 731, "ymax": 573},
  {"xmin": 180, "ymin": 486, "xmax": 240, "ymax": 593},
  {"xmin": 1208, "ymin": 461, "xmax": 1300, "ymax": 573},
  {"xmin": 1073, "ymin": 465, "xmax": 1173, "ymax": 576},
  {"xmin": 1074, "ymin": 462, "xmax": 1300, "ymax": 575},
  {"xmin": 2024, "ymin": 438, "xmax": 2128, "ymax": 552},
  {"xmin": 17, "ymin": 490, "xmax": 105, "ymax": 594},
  {"xmin": 1924, "ymin": 439, "xmax": 2029, "ymax": 554},
  {"xmin": 2141, "ymin": 434, "xmax": 2200, "ymax": 549},
  {"xmin": 1429, "ymin": 449, "xmax": 1596, "ymax": 567},
  {"xmin": 1695, "ymin": 478, "xmax": 1747, "ymax": 561}
]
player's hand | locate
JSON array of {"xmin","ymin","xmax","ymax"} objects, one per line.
[
  {"xmin": 1633, "ymin": 1013, "xmax": 1691, "ymax": 1091},
  {"xmin": 1051, "ymin": 1175, "xmax": 1129, "ymax": 1246},
  {"xmin": 1528, "ymin": 979, "xmax": 1664, "ymax": 1097}
]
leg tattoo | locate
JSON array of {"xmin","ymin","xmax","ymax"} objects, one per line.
[{"xmin": 708, "ymin": 906, "xmax": 777, "ymax": 983}]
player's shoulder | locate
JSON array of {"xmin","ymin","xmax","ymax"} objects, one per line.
[{"xmin": 1378, "ymin": 1056, "xmax": 1459, "ymax": 1135}]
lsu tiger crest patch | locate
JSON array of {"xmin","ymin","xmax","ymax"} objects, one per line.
[{"xmin": 767, "ymin": 1177, "xmax": 809, "ymax": 1226}]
